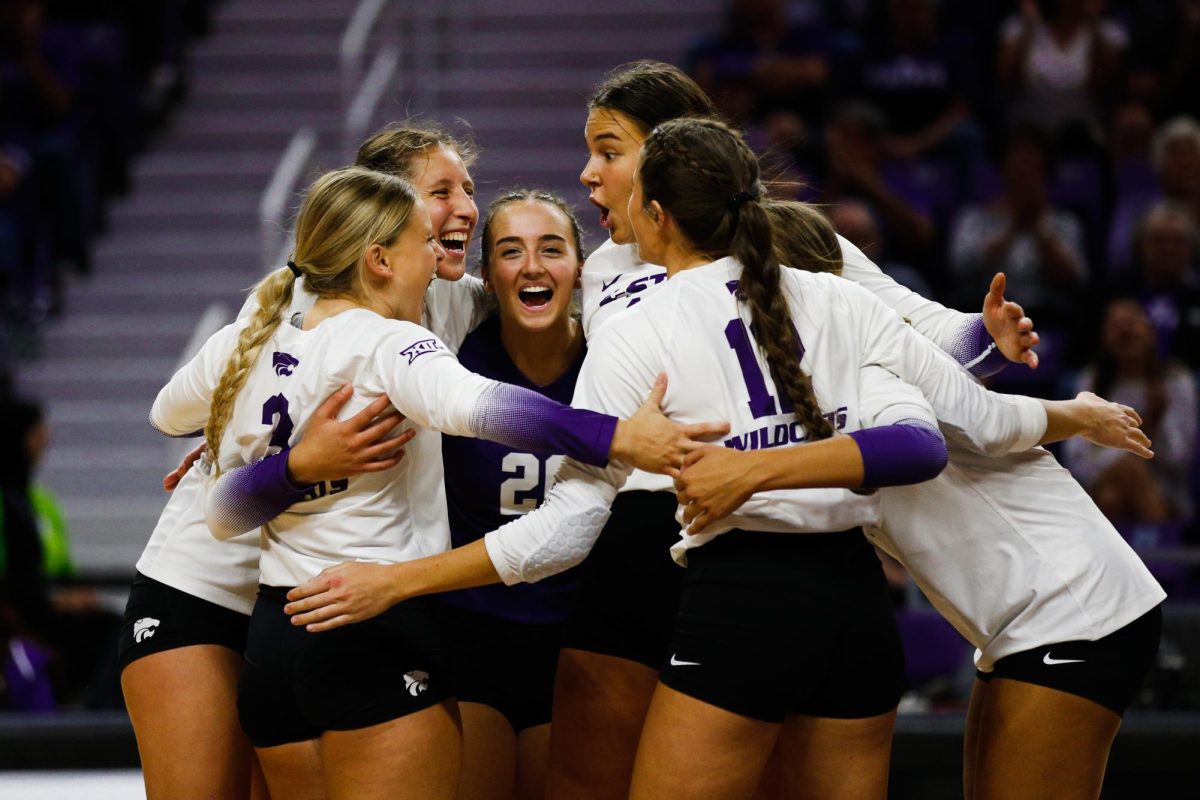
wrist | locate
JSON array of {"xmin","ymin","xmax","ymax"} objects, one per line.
[
  {"xmin": 284, "ymin": 446, "xmax": 319, "ymax": 487},
  {"xmin": 609, "ymin": 419, "xmax": 630, "ymax": 463}
]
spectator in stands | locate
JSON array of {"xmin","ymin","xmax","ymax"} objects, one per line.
[
  {"xmin": 852, "ymin": 0, "xmax": 983, "ymax": 183},
  {"xmin": 948, "ymin": 124, "xmax": 1086, "ymax": 321},
  {"xmin": 1121, "ymin": 201, "xmax": 1200, "ymax": 370},
  {"xmin": 820, "ymin": 102, "xmax": 937, "ymax": 263},
  {"xmin": 685, "ymin": 0, "xmax": 832, "ymax": 127},
  {"xmin": 1122, "ymin": 0, "xmax": 1200, "ymax": 119},
  {"xmin": 0, "ymin": 398, "xmax": 121, "ymax": 709},
  {"xmin": 828, "ymin": 198, "xmax": 934, "ymax": 298},
  {"xmin": 997, "ymin": 0, "xmax": 1126, "ymax": 155},
  {"xmin": 1065, "ymin": 299, "xmax": 1198, "ymax": 524},
  {"xmin": 1109, "ymin": 115, "xmax": 1200, "ymax": 276}
]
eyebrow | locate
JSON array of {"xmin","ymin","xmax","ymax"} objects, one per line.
[
  {"xmin": 591, "ymin": 131, "xmax": 623, "ymax": 144},
  {"xmin": 494, "ymin": 234, "xmax": 569, "ymax": 247},
  {"xmin": 428, "ymin": 178, "xmax": 476, "ymax": 191}
]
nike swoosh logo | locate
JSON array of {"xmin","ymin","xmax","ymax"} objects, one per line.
[
  {"xmin": 601, "ymin": 274, "xmax": 623, "ymax": 292},
  {"xmin": 1043, "ymin": 653, "xmax": 1086, "ymax": 665},
  {"xmin": 669, "ymin": 655, "xmax": 701, "ymax": 667}
]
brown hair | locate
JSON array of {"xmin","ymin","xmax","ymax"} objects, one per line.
[
  {"xmin": 588, "ymin": 60, "xmax": 719, "ymax": 136},
  {"xmin": 478, "ymin": 188, "xmax": 586, "ymax": 274},
  {"xmin": 205, "ymin": 167, "xmax": 421, "ymax": 472},
  {"xmin": 355, "ymin": 120, "xmax": 478, "ymax": 180},
  {"xmin": 638, "ymin": 118, "xmax": 833, "ymax": 440},
  {"xmin": 763, "ymin": 200, "xmax": 843, "ymax": 276}
]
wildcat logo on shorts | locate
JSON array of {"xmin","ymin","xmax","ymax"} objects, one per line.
[
  {"xmin": 272, "ymin": 352, "xmax": 300, "ymax": 376},
  {"xmin": 400, "ymin": 339, "xmax": 443, "ymax": 364},
  {"xmin": 403, "ymin": 670, "xmax": 429, "ymax": 696},
  {"xmin": 133, "ymin": 617, "xmax": 161, "ymax": 643}
]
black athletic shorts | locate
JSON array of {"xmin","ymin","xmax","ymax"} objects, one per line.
[
  {"xmin": 977, "ymin": 604, "xmax": 1162, "ymax": 716},
  {"xmin": 117, "ymin": 571, "xmax": 249, "ymax": 672},
  {"xmin": 238, "ymin": 586, "xmax": 449, "ymax": 748},
  {"xmin": 659, "ymin": 529, "xmax": 905, "ymax": 723},
  {"xmin": 560, "ymin": 491, "xmax": 683, "ymax": 669},
  {"xmin": 437, "ymin": 601, "xmax": 564, "ymax": 732}
]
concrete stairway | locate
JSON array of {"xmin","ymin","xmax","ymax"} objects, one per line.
[{"xmin": 18, "ymin": 0, "xmax": 724, "ymax": 574}]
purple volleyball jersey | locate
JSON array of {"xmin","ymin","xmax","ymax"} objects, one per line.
[{"xmin": 440, "ymin": 317, "xmax": 582, "ymax": 624}]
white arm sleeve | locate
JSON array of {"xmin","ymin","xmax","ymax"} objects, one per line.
[
  {"xmin": 482, "ymin": 321, "xmax": 660, "ymax": 584},
  {"xmin": 840, "ymin": 280, "xmax": 1047, "ymax": 456},
  {"xmin": 373, "ymin": 327, "xmax": 493, "ymax": 437},
  {"xmin": 150, "ymin": 322, "xmax": 243, "ymax": 436},
  {"xmin": 838, "ymin": 235, "xmax": 982, "ymax": 357}
]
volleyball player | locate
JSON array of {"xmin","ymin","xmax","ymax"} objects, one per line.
[
  {"xmin": 153, "ymin": 166, "xmax": 716, "ymax": 799},
  {"xmin": 436, "ymin": 190, "xmax": 589, "ymax": 800},
  {"xmin": 675, "ymin": 199, "xmax": 1164, "ymax": 800},
  {"xmin": 119, "ymin": 122, "xmax": 492, "ymax": 800}
]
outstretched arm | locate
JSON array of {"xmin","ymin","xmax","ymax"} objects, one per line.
[{"xmin": 837, "ymin": 236, "xmax": 1038, "ymax": 378}]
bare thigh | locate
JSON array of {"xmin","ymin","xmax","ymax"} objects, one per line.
[
  {"xmin": 777, "ymin": 709, "xmax": 897, "ymax": 800},
  {"xmin": 965, "ymin": 677, "xmax": 1121, "ymax": 800},
  {"xmin": 318, "ymin": 700, "xmax": 462, "ymax": 800},
  {"xmin": 629, "ymin": 682, "xmax": 780, "ymax": 800},
  {"xmin": 121, "ymin": 644, "xmax": 255, "ymax": 800},
  {"xmin": 546, "ymin": 648, "xmax": 660, "ymax": 800},
  {"xmin": 515, "ymin": 723, "xmax": 551, "ymax": 800},
  {"xmin": 457, "ymin": 701, "xmax": 516, "ymax": 800},
  {"xmin": 255, "ymin": 739, "xmax": 324, "ymax": 800}
]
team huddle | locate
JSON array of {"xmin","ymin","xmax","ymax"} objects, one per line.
[{"xmin": 116, "ymin": 62, "xmax": 1164, "ymax": 800}]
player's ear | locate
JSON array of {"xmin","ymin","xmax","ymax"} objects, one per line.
[
  {"xmin": 364, "ymin": 243, "xmax": 390, "ymax": 278},
  {"xmin": 647, "ymin": 199, "xmax": 671, "ymax": 234}
]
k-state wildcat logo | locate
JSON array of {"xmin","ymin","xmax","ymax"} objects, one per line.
[
  {"xmin": 272, "ymin": 352, "xmax": 300, "ymax": 376},
  {"xmin": 133, "ymin": 617, "xmax": 161, "ymax": 643},
  {"xmin": 403, "ymin": 670, "xmax": 430, "ymax": 696},
  {"xmin": 400, "ymin": 339, "xmax": 443, "ymax": 364}
]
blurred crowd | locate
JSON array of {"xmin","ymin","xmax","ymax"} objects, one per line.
[
  {"xmin": 0, "ymin": 0, "xmax": 214, "ymax": 365},
  {"xmin": 686, "ymin": 0, "xmax": 1200, "ymax": 553}
]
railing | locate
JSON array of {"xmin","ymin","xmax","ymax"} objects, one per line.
[
  {"xmin": 343, "ymin": 45, "xmax": 400, "ymax": 157},
  {"xmin": 258, "ymin": 126, "xmax": 318, "ymax": 271}
]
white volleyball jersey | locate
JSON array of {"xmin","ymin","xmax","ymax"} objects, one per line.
[
  {"xmin": 152, "ymin": 308, "xmax": 514, "ymax": 587},
  {"xmin": 870, "ymin": 446, "xmax": 1165, "ymax": 669},
  {"xmin": 136, "ymin": 277, "xmax": 489, "ymax": 612},
  {"xmin": 580, "ymin": 239, "xmax": 673, "ymax": 495},
  {"xmin": 485, "ymin": 257, "xmax": 986, "ymax": 583}
]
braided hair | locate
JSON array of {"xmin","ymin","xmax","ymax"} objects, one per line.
[
  {"xmin": 204, "ymin": 167, "xmax": 421, "ymax": 473},
  {"xmin": 638, "ymin": 118, "xmax": 834, "ymax": 440}
]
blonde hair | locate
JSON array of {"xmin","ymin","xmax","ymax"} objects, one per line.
[
  {"xmin": 763, "ymin": 201, "xmax": 843, "ymax": 276},
  {"xmin": 204, "ymin": 167, "xmax": 421, "ymax": 471}
]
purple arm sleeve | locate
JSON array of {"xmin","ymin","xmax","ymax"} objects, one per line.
[
  {"xmin": 205, "ymin": 447, "xmax": 314, "ymax": 538},
  {"xmin": 470, "ymin": 383, "xmax": 617, "ymax": 467},
  {"xmin": 946, "ymin": 316, "xmax": 1008, "ymax": 380},
  {"xmin": 848, "ymin": 421, "xmax": 948, "ymax": 489}
]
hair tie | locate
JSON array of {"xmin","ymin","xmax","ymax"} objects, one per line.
[
  {"xmin": 728, "ymin": 191, "xmax": 756, "ymax": 211},
  {"xmin": 287, "ymin": 260, "xmax": 302, "ymax": 278}
]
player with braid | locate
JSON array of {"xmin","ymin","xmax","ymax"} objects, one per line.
[{"xmin": 676, "ymin": 198, "xmax": 1165, "ymax": 800}]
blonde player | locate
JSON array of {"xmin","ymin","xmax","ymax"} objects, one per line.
[{"xmin": 119, "ymin": 122, "xmax": 488, "ymax": 800}]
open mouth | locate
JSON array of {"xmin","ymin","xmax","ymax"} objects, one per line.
[
  {"xmin": 440, "ymin": 231, "xmax": 468, "ymax": 256},
  {"xmin": 518, "ymin": 285, "xmax": 554, "ymax": 310},
  {"xmin": 589, "ymin": 197, "xmax": 611, "ymax": 230}
]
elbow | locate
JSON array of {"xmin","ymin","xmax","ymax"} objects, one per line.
[
  {"xmin": 853, "ymin": 423, "xmax": 948, "ymax": 488},
  {"xmin": 204, "ymin": 481, "xmax": 255, "ymax": 541}
]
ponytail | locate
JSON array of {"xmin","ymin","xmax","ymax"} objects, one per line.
[
  {"xmin": 204, "ymin": 267, "xmax": 296, "ymax": 473},
  {"xmin": 639, "ymin": 118, "xmax": 833, "ymax": 440}
]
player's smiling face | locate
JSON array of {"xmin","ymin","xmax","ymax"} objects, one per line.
[
  {"xmin": 580, "ymin": 108, "xmax": 647, "ymax": 247},
  {"xmin": 410, "ymin": 144, "xmax": 477, "ymax": 282},
  {"xmin": 484, "ymin": 200, "xmax": 581, "ymax": 334},
  {"xmin": 380, "ymin": 204, "xmax": 444, "ymax": 323}
]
